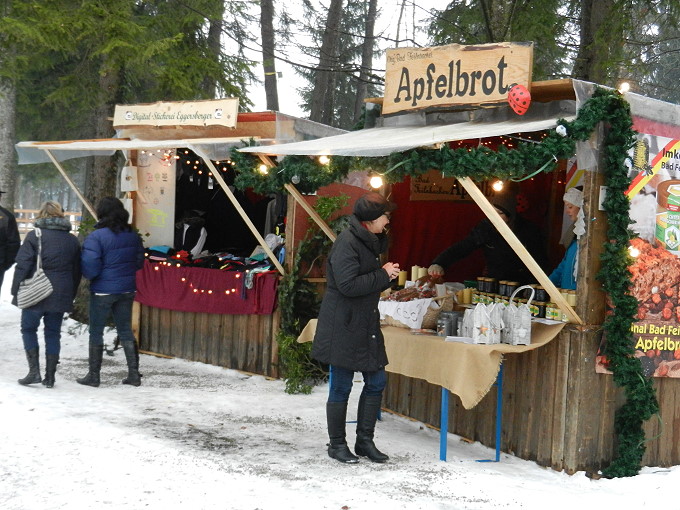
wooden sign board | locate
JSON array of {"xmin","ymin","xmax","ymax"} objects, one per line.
[
  {"xmin": 113, "ymin": 98, "xmax": 239, "ymax": 128},
  {"xmin": 410, "ymin": 170, "xmax": 495, "ymax": 201},
  {"xmin": 383, "ymin": 42, "xmax": 533, "ymax": 115}
]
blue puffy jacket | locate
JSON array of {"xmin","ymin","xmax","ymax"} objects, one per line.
[{"xmin": 81, "ymin": 226, "xmax": 144, "ymax": 294}]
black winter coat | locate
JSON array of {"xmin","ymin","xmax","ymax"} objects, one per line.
[
  {"xmin": 432, "ymin": 216, "xmax": 548, "ymax": 284},
  {"xmin": 0, "ymin": 204, "xmax": 20, "ymax": 272},
  {"xmin": 312, "ymin": 215, "xmax": 392, "ymax": 372},
  {"xmin": 11, "ymin": 217, "xmax": 81, "ymax": 312}
]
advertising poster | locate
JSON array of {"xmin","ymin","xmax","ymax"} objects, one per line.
[
  {"xmin": 596, "ymin": 134, "xmax": 680, "ymax": 377},
  {"xmin": 134, "ymin": 150, "xmax": 177, "ymax": 247}
]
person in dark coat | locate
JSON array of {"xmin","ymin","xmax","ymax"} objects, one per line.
[
  {"xmin": 0, "ymin": 189, "xmax": 21, "ymax": 291},
  {"xmin": 11, "ymin": 201, "xmax": 81, "ymax": 388},
  {"xmin": 312, "ymin": 192, "xmax": 400, "ymax": 464},
  {"xmin": 428, "ymin": 185, "xmax": 548, "ymax": 284},
  {"xmin": 76, "ymin": 197, "xmax": 145, "ymax": 388}
]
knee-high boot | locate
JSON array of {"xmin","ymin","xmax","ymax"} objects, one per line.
[
  {"xmin": 18, "ymin": 348, "xmax": 42, "ymax": 385},
  {"xmin": 326, "ymin": 402, "xmax": 359, "ymax": 463},
  {"xmin": 355, "ymin": 394, "xmax": 389, "ymax": 463},
  {"xmin": 42, "ymin": 354, "xmax": 59, "ymax": 388},
  {"xmin": 76, "ymin": 345, "xmax": 103, "ymax": 387},
  {"xmin": 121, "ymin": 341, "xmax": 141, "ymax": 386}
]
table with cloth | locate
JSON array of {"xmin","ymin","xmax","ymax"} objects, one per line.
[{"xmin": 298, "ymin": 319, "xmax": 565, "ymax": 460}]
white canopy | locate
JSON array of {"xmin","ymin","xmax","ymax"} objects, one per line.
[
  {"xmin": 239, "ymin": 115, "xmax": 576, "ymax": 157},
  {"xmin": 15, "ymin": 137, "xmax": 254, "ymax": 165}
]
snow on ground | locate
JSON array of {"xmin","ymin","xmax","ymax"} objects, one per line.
[{"xmin": 0, "ymin": 266, "xmax": 676, "ymax": 510}]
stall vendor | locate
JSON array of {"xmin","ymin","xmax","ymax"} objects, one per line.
[
  {"xmin": 549, "ymin": 187, "xmax": 584, "ymax": 291},
  {"xmin": 428, "ymin": 186, "xmax": 548, "ymax": 284}
]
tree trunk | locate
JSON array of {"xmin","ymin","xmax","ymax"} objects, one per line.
[
  {"xmin": 0, "ymin": 73, "xmax": 17, "ymax": 211},
  {"xmin": 309, "ymin": 0, "xmax": 344, "ymax": 125},
  {"xmin": 260, "ymin": 0, "xmax": 279, "ymax": 111},
  {"xmin": 201, "ymin": 1, "xmax": 225, "ymax": 98},
  {"xmin": 0, "ymin": 14, "xmax": 17, "ymax": 211},
  {"xmin": 353, "ymin": 0, "xmax": 378, "ymax": 124},
  {"xmin": 572, "ymin": 0, "xmax": 619, "ymax": 83}
]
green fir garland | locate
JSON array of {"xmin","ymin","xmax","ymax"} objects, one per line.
[{"xmin": 231, "ymin": 87, "xmax": 658, "ymax": 477}]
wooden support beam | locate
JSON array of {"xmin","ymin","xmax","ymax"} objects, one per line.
[
  {"xmin": 457, "ymin": 176, "xmax": 583, "ymax": 325},
  {"xmin": 44, "ymin": 149, "xmax": 98, "ymax": 220},
  {"xmin": 190, "ymin": 145, "xmax": 286, "ymax": 276}
]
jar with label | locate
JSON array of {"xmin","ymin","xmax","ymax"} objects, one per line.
[
  {"xmin": 487, "ymin": 278, "xmax": 498, "ymax": 294},
  {"xmin": 437, "ymin": 316, "xmax": 451, "ymax": 337},
  {"xmin": 498, "ymin": 280, "xmax": 507, "ymax": 296},
  {"xmin": 477, "ymin": 276, "xmax": 486, "ymax": 292},
  {"xmin": 545, "ymin": 302, "xmax": 557, "ymax": 320},
  {"xmin": 656, "ymin": 179, "xmax": 680, "ymax": 255},
  {"xmin": 535, "ymin": 286, "xmax": 548, "ymax": 302},
  {"xmin": 505, "ymin": 281, "xmax": 518, "ymax": 297},
  {"xmin": 567, "ymin": 290, "xmax": 577, "ymax": 307},
  {"xmin": 534, "ymin": 301, "xmax": 547, "ymax": 318}
]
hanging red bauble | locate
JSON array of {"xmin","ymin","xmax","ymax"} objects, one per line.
[{"xmin": 508, "ymin": 84, "xmax": 531, "ymax": 115}]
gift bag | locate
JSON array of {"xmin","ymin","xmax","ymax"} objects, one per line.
[
  {"xmin": 17, "ymin": 228, "xmax": 54, "ymax": 309},
  {"xmin": 460, "ymin": 307, "xmax": 475, "ymax": 337},
  {"xmin": 488, "ymin": 303, "xmax": 505, "ymax": 344},
  {"xmin": 501, "ymin": 285, "xmax": 533, "ymax": 345},
  {"xmin": 472, "ymin": 303, "xmax": 499, "ymax": 344}
]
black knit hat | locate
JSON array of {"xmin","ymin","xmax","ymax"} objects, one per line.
[
  {"xmin": 491, "ymin": 183, "xmax": 518, "ymax": 220},
  {"xmin": 353, "ymin": 192, "xmax": 397, "ymax": 222}
]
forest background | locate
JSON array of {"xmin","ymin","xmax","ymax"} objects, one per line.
[{"xmin": 1, "ymin": 0, "xmax": 680, "ymax": 217}]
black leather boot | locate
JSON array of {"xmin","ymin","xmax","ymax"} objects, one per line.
[
  {"xmin": 76, "ymin": 345, "xmax": 103, "ymax": 387},
  {"xmin": 355, "ymin": 394, "xmax": 389, "ymax": 463},
  {"xmin": 42, "ymin": 354, "xmax": 59, "ymax": 388},
  {"xmin": 18, "ymin": 348, "xmax": 42, "ymax": 385},
  {"xmin": 121, "ymin": 341, "xmax": 141, "ymax": 387},
  {"xmin": 326, "ymin": 402, "xmax": 359, "ymax": 463}
]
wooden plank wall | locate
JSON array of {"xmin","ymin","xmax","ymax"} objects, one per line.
[
  {"xmin": 383, "ymin": 326, "xmax": 680, "ymax": 473},
  {"xmin": 138, "ymin": 305, "xmax": 280, "ymax": 378}
]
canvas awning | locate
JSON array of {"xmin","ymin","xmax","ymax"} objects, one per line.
[
  {"xmin": 239, "ymin": 115, "xmax": 576, "ymax": 157},
  {"xmin": 15, "ymin": 137, "xmax": 252, "ymax": 165}
]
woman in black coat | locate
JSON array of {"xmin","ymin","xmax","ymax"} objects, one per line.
[
  {"xmin": 12, "ymin": 201, "xmax": 81, "ymax": 388},
  {"xmin": 312, "ymin": 192, "xmax": 400, "ymax": 464}
]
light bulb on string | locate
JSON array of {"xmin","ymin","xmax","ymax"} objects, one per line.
[
  {"xmin": 318, "ymin": 155, "xmax": 330, "ymax": 165},
  {"xmin": 258, "ymin": 164, "xmax": 269, "ymax": 175},
  {"xmin": 369, "ymin": 174, "xmax": 384, "ymax": 189},
  {"xmin": 492, "ymin": 180, "xmax": 504, "ymax": 192},
  {"xmin": 618, "ymin": 82, "xmax": 630, "ymax": 93}
]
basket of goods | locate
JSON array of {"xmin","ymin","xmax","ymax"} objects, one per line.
[{"xmin": 379, "ymin": 274, "xmax": 453, "ymax": 329}]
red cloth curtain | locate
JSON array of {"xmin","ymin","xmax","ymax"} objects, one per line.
[{"xmin": 135, "ymin": 261, "xmax": 278, "ymax": 315}]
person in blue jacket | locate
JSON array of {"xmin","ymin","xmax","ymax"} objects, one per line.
[
  {"xmin": 549, "ymin": 187, "xmax": 584, "ymax": 291},
  {"xmin": 77, "ymin": 197, "xmax": 145, "ymax": 388},
  {"xmin": 12, "ymin": 201, "xmax": 81, "ymax": 388}
]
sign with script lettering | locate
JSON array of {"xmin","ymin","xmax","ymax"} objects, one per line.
[
  {"xmin": 410, "ymin": 170, "xmax": 495, "ymax": 201},
  {"xmin": 383, "ymin": 42, "xmax": 533, "ymax": 115},
  {"xmin": 113, "ymin": 98, "xmax": 239, "ymax": 128}
]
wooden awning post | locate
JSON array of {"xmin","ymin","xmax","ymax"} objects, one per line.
[
  {"xmin": 457, "ymin": 176, "xmax": 583, "ymax": 325},
  {"xmin": 43, "ymin": 149, "xmax": 98, "ymax": 220},
  {"xmin": 190, "ymin": 146, "xmax": 286, "ymax": 276}
]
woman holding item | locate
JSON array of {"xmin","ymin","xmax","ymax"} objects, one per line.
[{"xmin": 312, "ymin": 192, "xmax": 399, "ymax": 464}]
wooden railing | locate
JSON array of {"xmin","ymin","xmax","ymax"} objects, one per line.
[{"xmin": 15, "ymin": 209, "xmax": 82, "ymax": 235}]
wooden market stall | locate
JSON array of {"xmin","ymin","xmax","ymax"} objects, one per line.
[
  {"xmin": 15, "ymin": 100, "xmax": 346, "ymax": 379},
  {"xmin": 241, "ymin": 42, "xmax": 680, "ymax": 473}
]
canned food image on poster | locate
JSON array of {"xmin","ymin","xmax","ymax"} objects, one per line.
[{"xmin": 656, "ymin": 180, "xmax": 680, "ymax": 255}]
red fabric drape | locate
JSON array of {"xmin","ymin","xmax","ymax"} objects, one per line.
[{"xmin": 135, "ymin": 261, "xmax": 278, "ymax": 315}]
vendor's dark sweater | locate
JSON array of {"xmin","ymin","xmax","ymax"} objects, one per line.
[{"xmin": 432, "ymin": 216, "xmax": 548, "ymax": 285}]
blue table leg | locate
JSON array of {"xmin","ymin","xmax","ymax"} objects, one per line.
[
  {"xmin": 477, "ymin": 363, "xmax": 504, "ymax": 462},
  {"xmin": 440, "ymin": 387, "xmax": 449, "ymax": 461}
]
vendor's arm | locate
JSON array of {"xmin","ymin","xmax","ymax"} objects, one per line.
[
  {"xmin": 330, "ymin": 244, "xmax": 391, "ymax": 298},
  {"xmin": 431, "ymin": 221, "xmax": 486, "ymax": 270}
]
